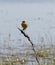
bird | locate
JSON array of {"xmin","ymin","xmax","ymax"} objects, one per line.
[{"xmin": 21, "ymin": 20, "xmax": 28, "ymax": 30}]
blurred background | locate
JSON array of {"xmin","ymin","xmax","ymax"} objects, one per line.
[{"xmin": 0, "ymin": 0, "xmax": 55, "ymax": 47}]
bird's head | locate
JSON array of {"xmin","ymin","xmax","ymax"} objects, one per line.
[{"xmin": 22, "ymin": 21, "xmax": 25, "ymax": 23}]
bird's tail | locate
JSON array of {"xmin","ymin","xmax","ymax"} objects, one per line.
[{"xmin": 22, "ymin": 28, "xmax": 26, "ymax": 31}]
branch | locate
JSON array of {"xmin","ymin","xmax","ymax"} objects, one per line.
[{"xmin": 17, "ymin": 27, "xmax": 40, "ymax": 65}]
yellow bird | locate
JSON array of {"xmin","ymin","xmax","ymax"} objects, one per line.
[{"xmin": 21, "ymin": 21, "xmax": 28, "ymax": 30}]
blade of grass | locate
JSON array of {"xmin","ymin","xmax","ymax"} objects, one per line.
[{"xmin": 17, "ymin": 27, "xmax": 40, "ymax": 65}]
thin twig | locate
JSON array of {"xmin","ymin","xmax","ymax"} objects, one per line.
[{"xmin": 17, "ymin": 27, "xmax": 40, "ymax": 65}]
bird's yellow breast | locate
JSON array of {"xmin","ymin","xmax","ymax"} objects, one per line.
[{"xmin": 21, "ymin": 22, "xmax": 28, "ymax": 30}]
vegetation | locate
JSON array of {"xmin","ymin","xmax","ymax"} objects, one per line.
[{"xmin": 0, "ymin": 27, "xmax": 55, "ymax": 65}]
